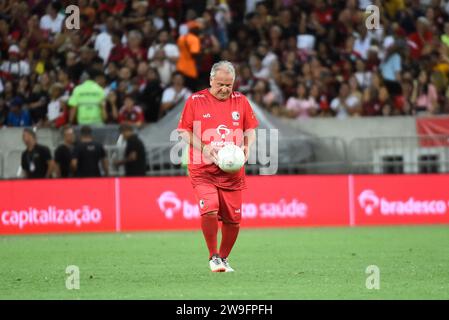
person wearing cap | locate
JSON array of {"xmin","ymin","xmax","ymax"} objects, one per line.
[
  {"xmin": 0, "ymin": 45, "xmax": 30, "ymax": 79},
  {"xmin": 5, "ymin": 96, "xmax": 31, "ymax": 127}
]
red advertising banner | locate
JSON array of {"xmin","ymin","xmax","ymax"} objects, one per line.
[
  {"xmin": 0, "ymin": 178, "xmax": 117, "ymax": 234},
  {"xmin": 119, "ymin": 175, "xmax": 349, "ymax": 231},
  {"xmin": 416, "ymin": 116, "xmax": 449, "ymax": 146},
  {"xmin": 352, "ymin": 175, "xmax": 449, "ymax": 225},
  {"xmin": 119, "ymin": 177, "xmax": 198, "ymax": 231},
  {"xmin": 243, "ymin": 175, "xmax": 349, "ymax": 228},
  {"xmin": 1, "ymin": 174, "xmax": 449, "ymax": 235}
]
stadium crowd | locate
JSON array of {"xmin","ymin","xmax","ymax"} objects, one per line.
[{"xmin": 1, "ymin": 0, "xmax": 449, "ymax": 128}]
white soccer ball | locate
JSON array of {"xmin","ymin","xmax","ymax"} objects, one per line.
[{"xmin": 217, "ymin": 144, "xmax": 245, "ymax": 173}]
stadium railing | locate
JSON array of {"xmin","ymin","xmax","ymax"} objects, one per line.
[
  {"xmin": 2, "ymin": 135, "xmax": 449, "ymax": 178},
  {"xmin": 349, "ymin": 135, "xmax": 449, "ymax": 174}
]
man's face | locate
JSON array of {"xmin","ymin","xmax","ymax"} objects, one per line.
[
  {"xmin": 64, "ymin": 129, "xmax": 75, "ymax": 145},
  {"xmin": 22, "ymin": 131, "xmax": 35, "ymax": 147},
  {"xmin": 124, "ymin": 97, "xmax": 134, "ymax": 109},
  {"xmin": 173, "ymin": 74, "xmax": 184, "ymax": 88},
  {"xmin": 122, "ymin": 129, "xmax": 133, "ymax": 140},
  {"xmin": 106, "ymin": 17, "xmax": 115, "ymax": 32},
  {"xmin": 159, "ymin": 31, "xmax": 168, "ymax": 44},
  {"xmin": 209, "ymin": 69, "xmax": 234, "ymax": 101}
]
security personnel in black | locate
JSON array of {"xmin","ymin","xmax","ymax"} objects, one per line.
[
  {"xmin": 114, "ymin": 124, "xmax": 147, "ymax": 176},
  {"xmin": 71, "ymin": 126, "xmax": 109, "ymax": 177},
  {"xmin": 21, "ymin": 128, "xmax": 53, "ymax": 179},
  {"xmin": 54, "ymin": 126, "xmax": 76, "ymax": 178}
]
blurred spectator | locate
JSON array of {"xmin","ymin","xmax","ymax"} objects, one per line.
[
  {"xmin": 235, "ymin": 64, "xmax": 255, "ymax": 95},
  {"xmin": 176, "ymin": 21, "xmax": 201, "ymax": 90},
  {"xmin": 45, "ymin": 83, "xmax": 68, "ymax": 128},
  {"xmin": 285, "ymin": 82, "xmax": 318, "ymax": 119},
  {"xmin": 39, "ymin": 2, "xmax": 64, "ymax": 37},
  {"xmin": 104, "ymin": 90, "xmax": 119, "ymax": 124},
  {"xmin": 94, "ymin": 16, "xmax": 115, "ymax": 64},
  {"xmin": 21, "ymin": 128, "xmax": 53, "ymax": 179},
  {"xmin": 72, "ymin": 125, "xmax": 109, "ymax": 178},
  {"xmin": 147, "ymin": 29, "xmax": 180, "ymax": 65},
  {"xmin": 330, "ymin": 83, "xmax": 362, "ymax": 119},
  {"xmin": 114, "ymin": 124, "xmax": 147, "ymax": 177},
  {"xmin": 118, "ymin": 94, "xmax": 145, "ymax": 128},
  {"xmin": 65, "ymin": 51, "xmax": 83, "ymax": 83},
  {"xmin": 348, "ymin": 75, "xmax": 363, "ymax": 107},
  {"xmin": 362, "ymin": 87, "xmax": 382, "ymax": 116},
  {"xmin": 152, "ymin": 7, "xmax": 177, "ymax": 32},
  {"xmin": 354, "ymin": 59, "xmax": 372, "ymax": 89},
  {"xmin": 6, "ymin": 96, "xmax": 31, "ymax": 127},
  {"xmin": 150, "ymin": 48, "xmax": 177, "ymax": 87},
  {"xmin": 107, "ymin": 32, "xmax": 126, "ymax": 65},
  {"xmin": 138, "ymin": 67, "xmax": 163, "ymax": 123},
  {"xmin": 54, "ymin": 126, "xmax": 76, "ymax": 178},
  {"xmin": 0, "ymin": 45, "xmax": 30, "ymax": 80},
  {"xmin": 123, "ymin": 30, "xmax": 146, "ymax": 61},
  {"xmin": 213, "ymin": 1, "xmax": 232, "ymax": 48},
  {"xmin": 408, "ymin": 16, "xmax": 433, "ymax": 60},
  {"xmin": 160, "ymin": 73, "xmax": 191, "ymax": 116},
  {"xmin": 249, "ymin": 53, "xmax": 270, "ymax": 80},
  {"xmin": 197, "ymin": 15, "xmax": 221, "ymax": 88},
  {"xmin": 68, "ymin": 74, "xmax": 106, "ymax": 125},
  {"xmin": 411, "ymin": 70, "xmax": 439, "ymax": 115},
  {"xmin": 379, "ymin": 86, "xmax": 395, "ymax": 116},
  {"xmin": 380, "ymin": 41, "xmax": 404, "ymax": 98},
  {"xmin": 57, "ymin": 68, "xmax": 75, "ymax": 96},
  {"xmin": 0, "ymin": 97, "xmax": 7, "ymax": 126}
]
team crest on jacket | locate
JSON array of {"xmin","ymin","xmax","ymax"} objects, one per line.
[{"xmin": 232, "ymin": 111, "xmax": 240, "ymax": 120}]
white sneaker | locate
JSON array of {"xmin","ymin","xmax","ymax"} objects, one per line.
[
  {"xmin": 222, "ymin": 258, "xmax": 234, "ymax": 272},
  {"xmin": 209, "ymin": 254, "xmax": 226, "ymax": 272}
]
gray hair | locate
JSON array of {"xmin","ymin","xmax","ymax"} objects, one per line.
[
  {"xmin": 210, "ymin": 61, "xmax": 236, "ymax": 80},
  {"xmin": 128, "ymin": 30, "xmax": 143, "ymax": 42}
]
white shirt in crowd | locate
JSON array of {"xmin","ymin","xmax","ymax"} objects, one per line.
[
  {"xmin": 330, "ymin": 95, "xmax": 360, "ymax": 119},
  {"xmin": 153, "ymin": 16, "xmax": 177, "ymax": 31},
  {"xmin": 358, "ymin": 0, "xmax": 373, "ymax": 9},
  {"xmin": 150, "ymin": 60, "xmax": 176, "ymax": 87},
  {"xmin": 47, "ymin": 96, "xmax": 68, "ymax": 122},
  {"xmin": 47, "ymin": 100, "xmax": 63, "ymax": 122},
  {"xmin": 161, "ymin": 87, "xmax": 191, "ymax": 105},
  {"xmin": 353, "ymin": 34, "xmax": 373, "ymax": 60},
  {"xmin": 261, "ymin": 51, "xmax": 278, "ymax": 69},
  {"xmin": 39, "ymin": 13, "xmax": 65, "ymax": 34},
  {"xmin": 245, "ymin": 0, "xmax": 264, "ymax": 14},
  {"xmin": 1, "ymin": 60, "xmax": 30, "ymax": 77},
  {"xmin": 355, "ymin": 71, "xmax": 373, "ymax": 89},
  {"xmin": 95, "ymin": 32, "xmax": 114, "ymax": 63},
  {"xmin": 147, "ymin": 43, "xmax": 179, "ymax": 61}
]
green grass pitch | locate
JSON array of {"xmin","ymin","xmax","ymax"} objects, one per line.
[{"xmin": 1, "ymin": 226, "xmax": 449, "ymax": 299}]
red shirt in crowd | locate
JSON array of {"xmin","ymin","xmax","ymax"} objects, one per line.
[
  {"xmin": 118, "ymin": 105, "xmax": 145, "ymax": 124},
  {"xmin": 407, "ymin": 31, "xmax": 433, "ymax": 59}
]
